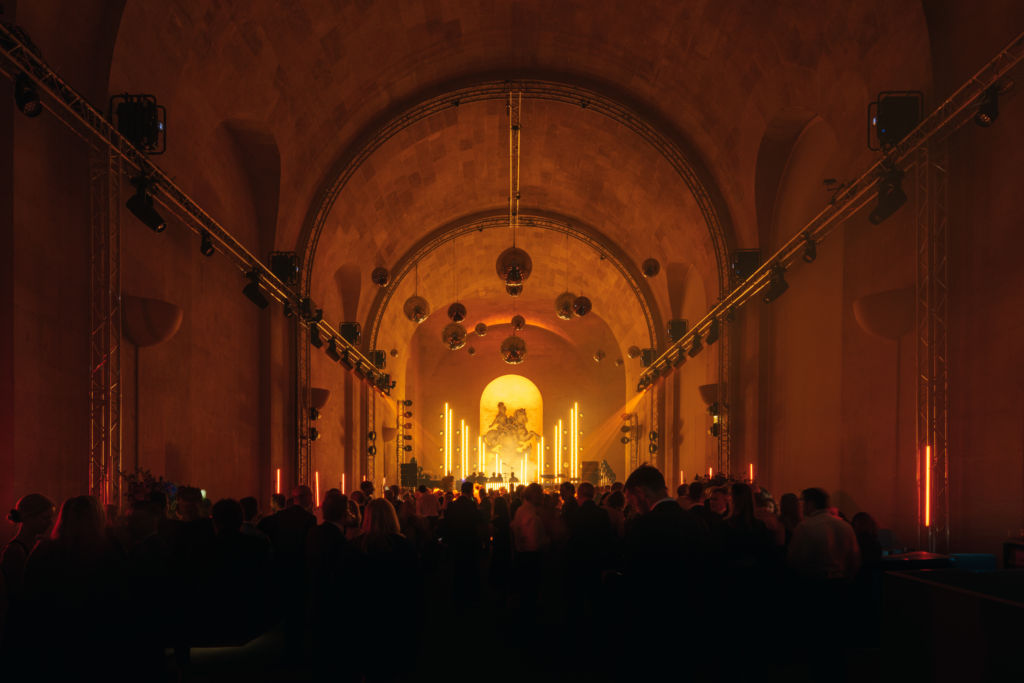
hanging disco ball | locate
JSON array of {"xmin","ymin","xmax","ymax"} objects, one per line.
[
  {"xmin": 403, "ymin": 295, "xmax": 430, "ymax": 323},
  {"xmin": 371, "ymin": 267, "xmax": 390, "ymax": 287},
  {"xmin": 555, "ymin": 291, "xmax": 576, "ymax": 320},
  {"xmin": 593, "ymin": 349, "xmax": 606, "ymax": 363},
  {"xmin": 627, "ymin": 345, "xmax": 642, "ymax": 359},
  {"xmin": 614, "ymin": 357, "xmax": 624, "ymax": 367},
  {"xmin": 511, "ymin": 314, "xmax": 525, "ymax": 331},
  {"xmin": 500, "ymin": 335, "xmax": 527, "ymax": 365},
  {"xmin": 641, "ymin": 258, "xmax": 661, "ymax": 278},
  {"xmin": 474, "ymin": 322, "xmax": 487, "ymax": 337},
  {"xmin": 572, "ymin": 295, "xmax": 592, "ymax": 317},
  {"xmin": 447, "ymin": 302, "xmax": 467, "ymax": 323},
  {"xmin": 496, "ymin": 247, "xmax": 532, "ymax": 296},
  {"xmin": 441, "ymin": 322, "xmax": 467, "ymax": 350},
  {"xmin": 467, "ymin": 346, "xmax": 476, "ymax": 356}
]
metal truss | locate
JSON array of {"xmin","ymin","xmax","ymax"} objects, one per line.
[
  {"xmin": 88, "ymin": 150, "xmax": 122, "ymax": 504},
  {"xmin": 638, "ymin": 30, "xmax": 1024, "ymax": 389},
  {"xmin": 916, "ymin": 144, "xmax": 950, "ymax": 552},
  {"xmin": 0, "ymin": 22, "xmax": 390, "ymax": 492}
]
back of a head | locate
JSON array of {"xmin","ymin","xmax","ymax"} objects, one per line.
[
  {"xmin": 801, "ymin": 487, "xmax": 829, "ymax": 512},
  {"xmin": 606, "ymin": 490, "xmax": 625, "ymax": 510},
  {"xmin": 730, "ymin": 483, "xmax": 755, "ymax": 522},
  {"xmin": 676, "ymin": 484, "xmax": 687, "ymax": 497},
  {"xmin": 362, "ymin": 498, "xmax": 401, "ymax": 537},
  {"xmin": 9, "ymin": 493, "xmax": 55, "ymax": 527},
  {"xmin": 687, "ymin": 481, "xmax": 705, "ymax": 502},
  {"xmin": 212, "ymin": 498, "xmax": 243, "ymax": 533},
  {"xmin": 321, "ymin": 490, "xmax": 347, "ymax": 523},
  {"xmin": 624, "ymin": 465, "xmax": 668, "ymax": 499},
  {"xmin": 577, "ymin": 482, "xmax": 595, "ymax": 500},
  {"xmin": 559, "ymin": 481, "xmax": 576, "ymax": 498},
  {"xmin": 851, "ymin": 512, "xmax": 878, "ymax": 537},
  {"xmin": 52, "ymin": 495, "xmax": 104, "ymax": 543},
  {"xmin": 360, "ymin": 480, "xmax": 375, "ymax": 497},
  {"xmin": 239, "ymin": 496, "xmax": 259, "ymax": 522},
  {"xmin": 418, "ymin": 485, "xmax": 427, "ymax": 494},
  {"xmin": 270, "ymin": 493, "xmax": 286, "ymax": 511},
  {"xmin": 493, "ymin": 496, "xmax": 510, "ymax": 519},
  {"xmin": 292, "ymin": 485, "xmax": 314, "ymax": 510},
  {"xmin": 779, "ymin": 493, "xmax": 800, "ymax": 519},
  {"xmin": 524, "ymin": 483, "xmax": 544, "ymax": 506},
  {"xmin": 177, "ymin": 487, "xmax": 203, "ymax": 521},
  {"xmin": 461, "ymin": 480, "xmax": 474, "ymax": 496}
]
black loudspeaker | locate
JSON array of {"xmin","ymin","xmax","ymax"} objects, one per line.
[
  {"xmin": 640, "ymin": 348, "xmax": 656, "ymax": 367},
  {"xmin": 339, "ymin": 322, "xmax": 361, "ymax": 345},
  {"xmin": 667, "ymin": 319, "xmax": 688, "ymax": 343},
  {"xmin": 269, "ymin": 251, "xmax": 300, "ymax": 286},
  {"xmin": 400, "ymin": 463, "xmax": 418, "ymax": 487},
  {"xmin": 369, "ymin": 350, "xmax": 386, "ymax": 369},
  {"xmin": 869, "ymin": 91, "xmax": 923, "ymax": 150},
  {"xmin": 731, "ymin": 250, "xmax": 760, "ymax": 281}
]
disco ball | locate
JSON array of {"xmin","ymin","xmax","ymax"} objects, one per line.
[
  {"xmin": 627, "ymin": 345, "xmax": 641, "ymax": 359},
  {"xmin": 467, "ymin": 346, "xmax": 476, "ymax": 356},
  {"xmin": 555, "ymin": 291, "xmax": 576, "ymax": 320},
  {"xmin": 500, "ymin": 335, "xmax": 527, "ymax": 365},
  {"xmin": 403, "ymin": 295, "xmax": 430, "ymax": 323},
  {"xmin": 641, "ymin": 258, "xmax": 661, "ymax": 278},
  {"xmin": 447, "ymin": 302, "xmax": 467, "ymax": 323},
  {"xmin": 474, "ymin": 322, "xmax": 487, "ymax": 337},
  {"xmin": 441, "ymin": 322, "xmax": 467, "ymax": 350},
  {"xmin": 572, "ymin": 295, "xmax": 592, "ymax": 317},
  {"xmin": 496, "ymin": 247, "xmax": 532, "ymax": 296},
  {"xmin": 614, "ymin": 357, "xmax": 624, "ymax": 367},
  {"xmin": 371, "ymin": 267, "xmax": 390, "ymax": 287},
  {"xmin": 593, "ymin": 349, "xmax": 606, "ymax": 363},
  {"xmin": 511, "ymin": 314, "xmax": 525, "ymax": 331}
]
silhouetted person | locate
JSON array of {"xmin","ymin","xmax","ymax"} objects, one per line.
[
  {"xmin": 306, "ymin": 490, "xmax": 354, "ymax": 678},
  {"xmin": 622, "ymin": 466, "xmax": 709, "ymax": 677},
  {"xmin": 352, "ymin": 499, "xmax": 417, "ymax": 681},
  {"xmin": 559, "ymin": 481, "xmax": 579, "ymax": 523},
  {"xmin": 565, "ymin": 482, "xmax": 613, "ymax": 620},
  {"xmin": 490, "ymin": 495, "xmax": 513, "ymax": 596},
  {"xmin": 443, "ymin": 481, "xmax": 483, "ymax": 607},
  {"xmin": 2, "ymin": 494, "xmax": 54, "ymax": 602},
  {"xmin": 239, "ymin": 496, "xmax": 266, "ymax": 539},
  {"xmin": 788, "ymin": 488, "xmax": 860, "ymax": 581},
  {"xmin": 680, "ymin": 481, "xmax": 705, "ymax": 511},
  {"xmin": 259, "ymin": 485, "xmax": 317, "ymax": 661},
  {"xmin": 511, "ymin": 483, "xmax": 548, "ymax": 617},
  {"xmin": 851, "ymin": 512, "xmax": 881, "ymax": 567},
  {"xmin": 23, "ymin": 496, "xmax": 127, "ymax": 679},
  {"xmin": 778, "ymin": 492, "xmax": 802, "ymax": 546}
]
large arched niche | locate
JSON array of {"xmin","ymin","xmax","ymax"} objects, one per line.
[
  {"xmin": 479, "ymin": 374, "xmax": 543, "ymax": 475},
  {"xmin": 406, "ymin": 311, "xmax": 628, "ymax": 478}
]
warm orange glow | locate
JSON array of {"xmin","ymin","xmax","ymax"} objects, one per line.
[
  {"xmin": 708, "ymin": 466, "xmax": 713, "ymax": 478},
  {"xmin": 680, "ymin": 470, "xmax": 684, "ymax": 486},
  {"xmin": 749, "ymin": 463, "xmax": 754, "ymax": 482},
  {"xmin": 275, "ymin": 468, "xmax": 281, "ymax": 495},
  {"xmin": 925, "ymin": 445, "xmax": 931, "ymax": 528},
  {"xmin": 315, "ymin": 471, "xmax": 321, "ymax": 508},
  {"xmin": 342, "ymin": 473, "xmax": 346, "ymax": 494}
]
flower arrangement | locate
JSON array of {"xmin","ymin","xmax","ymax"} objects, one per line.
[{"xmin": 120, "ymin": 468, "xmax": 178, "ymax": 512}]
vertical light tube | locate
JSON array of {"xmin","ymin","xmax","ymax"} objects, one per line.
[
  {"xmin": 275, "ymin": 468, "xmax": 281, "ymax": 495},
  {"xmin": 925, "ymin": 444, "xmax": 933, "ymax": 528},
  {"xmin": 315, "ymin": 471, "xmax": 320, "ymax": 508},
  {"xmin": 708, "ymin": 466, "xmax": 713, "ymax": 478},
  {"xmin": 680, "ymin": 470, "xmax": 684, "ymax": 487},
  {"xmin": 749, "ymin": 463, "xmax": 754, "ymax": 482},
  {"xmin": 461, "ymin": 419, "xmax": 467, "ymax": 477},
  {"xmin": 342, "ymin": 472, "xmax": 346, "ymax": 494},
  {"xmin": 555, "ymin": 420, "xmax": 563, "ymax": 480}
]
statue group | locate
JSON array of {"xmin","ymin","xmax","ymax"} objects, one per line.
[{"xmin": 482, "ymin": 402, "xmax": 540, "ymax": 464}]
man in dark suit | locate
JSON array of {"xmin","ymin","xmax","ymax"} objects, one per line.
[
  {"xmin": 621, "ymin": 466, "xmax": 711, "ymax": 677},
  {"xmin": 305, "ymin": 489, "xmax": 353, "ymax": 677}
]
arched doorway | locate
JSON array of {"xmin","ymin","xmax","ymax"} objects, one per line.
[{"xmin": 479, "ymin": 374, "xmax": 543, "ymax": 481}]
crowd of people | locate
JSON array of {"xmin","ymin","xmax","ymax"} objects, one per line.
[{"xmin": 1, "ymin": 465, "xmax": 883, "ymax": 681}]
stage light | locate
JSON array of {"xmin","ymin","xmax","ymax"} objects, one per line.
[
  {"xmin": 687, "ymin": 333, "xmax": 703, "ymax": 358},
  {"xmin": 14, "ymin": 73, "xmax": 42, "ymax": 117},
  {"xmin": 975, "ymin": 86, "xmax": 999, "ymax": 127},
  {"xmin": 325, "ymin": 338, "xmax": 341, "ymax": 362},
  {"xmin": 309, "ymin": 324, "xmax": 323, "ymax": 348},
  {"xmin": 705, "ymin": 319, "xmax": 719, "ymax": 346},
  {"xmin": 868, "ymin": 169, "xmax": 906, "ymax": 225},
  {"xmin": 199, "ymin": 230, "xmax": 215, "ymax": 257},
  {"xmin": 242, "ymin": 270, "xmax": 269, "ymax": 309},
  {"xmin": 762, "ymin": 265, "xmax": 789, "ymax": 304},
  {"xmin": 126, "ymin": 177, "xmax": 166, "ymax": 233},
  {"xmin": 802, "ymin": 233, "xmax": 817, "ymax": 263}
]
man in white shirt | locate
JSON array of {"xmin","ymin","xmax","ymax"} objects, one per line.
[{"xmin": 787, "ymin": 487, "xmax": 861, "ymax": 580}]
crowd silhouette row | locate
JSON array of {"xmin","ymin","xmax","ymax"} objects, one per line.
[{"xmin": 1, "ymin": 465, "xmax": 882, "ymax": 681}]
